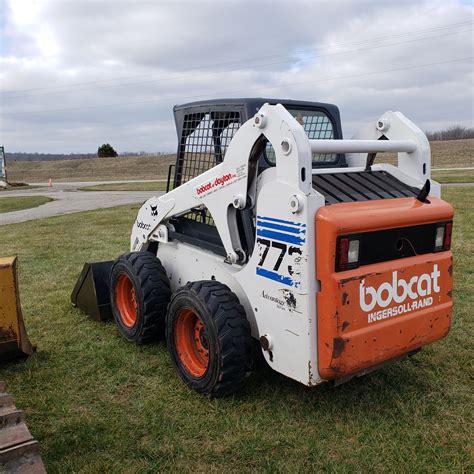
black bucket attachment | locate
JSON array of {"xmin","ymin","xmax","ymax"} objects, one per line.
[{"xmin": 71, "ymin": 261, "xmax": 114, "ymax": 321}]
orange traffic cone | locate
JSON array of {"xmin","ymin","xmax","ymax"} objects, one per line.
[{"xmin": 48, "ymin": 178, "xmax": 53, "ymax": 187}]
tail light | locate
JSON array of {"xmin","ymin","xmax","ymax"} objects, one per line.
[
  {"xmin": 335, "ymin": 221, "xmax": 452, "ymax": 272},
  {"xmin": 434, "ymin": 221, "xmax": 453, "ymax": 252},
  {"xmin": 336, "ymin": 237, "xmax": 360, "ymax": 271}
]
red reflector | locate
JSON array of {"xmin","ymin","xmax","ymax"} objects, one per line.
[
  {"xmin": 338, "ymin": 237, "xmax": 349, "ymax": 270},
  {"xmin": 443, "ymin": 222, "xmax": 453, "ymax": 250}
]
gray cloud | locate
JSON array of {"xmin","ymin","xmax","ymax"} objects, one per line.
[{"xmin": 1, "ymin": 0, "xmax": 472, "ymax": 153}]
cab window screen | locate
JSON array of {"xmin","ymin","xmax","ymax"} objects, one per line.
[{"xmin": 265, "ymin": 109, "xmax": 336, "ymax": 164}]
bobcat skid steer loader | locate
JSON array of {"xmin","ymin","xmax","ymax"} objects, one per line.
[{"xmin": 72, "ymin": 98, "xmax": 453, "ymax": 397}]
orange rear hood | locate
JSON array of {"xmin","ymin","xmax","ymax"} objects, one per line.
[{"xmin": 316, "ymin": 196, "xmax": 454, "ymax": 380}]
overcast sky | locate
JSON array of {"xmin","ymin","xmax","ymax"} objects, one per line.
[{"xmin": 0, "ymin": 0, "xmax": 473, "ymax": 153}]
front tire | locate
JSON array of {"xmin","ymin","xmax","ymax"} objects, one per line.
[
  {"xmin": 166, "ymin": 281, "xmax": 253, "ymax": 397},
  {"xmin": 110, "ymin": 252, "xmax": 171, "ymax": 343}
]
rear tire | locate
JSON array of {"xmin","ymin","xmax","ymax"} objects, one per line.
[
  {"xmin": 166, "ymin": 281, "xmax": 253, "ymax": 397},
  {"xmin": 110, "ymin": 252, "xmax": 171, "ymax": 343}
]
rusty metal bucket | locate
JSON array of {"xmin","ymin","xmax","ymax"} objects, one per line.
[{"xmin": 0, "ymin": 257, "xmax": 34, "ymax": 361}]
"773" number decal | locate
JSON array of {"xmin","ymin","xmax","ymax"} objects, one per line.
[{"xmin": 257, "ymin": 238, "xmax": 302, "ymax": 273}]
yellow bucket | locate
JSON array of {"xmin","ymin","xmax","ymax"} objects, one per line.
[{"xmin": 0, "ymin": 257, "xmax": 34, "ymax": 361}]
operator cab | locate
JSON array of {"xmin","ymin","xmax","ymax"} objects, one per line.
[
  {"xmin": 167, "ymin": 98, "xmax": 345, "ymax": 261},
  {"xmin": 170, "ymin": 98, "xmax": 345, "ymax": 192}
]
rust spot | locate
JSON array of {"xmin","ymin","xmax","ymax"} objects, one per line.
[
  {"xmin": 0, "ymin": 325, "xmax": 17, "ymax": 342},
  {"xmin": 340, "ymin": 275, "xmax": 361, "ymax": 284},
  {"xmin": 331, "ymin": 337, "xmax": 346, "ymax": 359},
  {"xmin": 308, "ymin": 361, "xmax": 315, "ymax": 385},
  {"xmin": 342, "ymin": 292, "xmax": 349, "ymax": 305},
  {"xmin": 342, "ymin": 321, "xmax": 350, "ymax": 331},
  {"xmin": 340, "ymin": 272, "xmax": 378, "ymax": 284},
  {"xmin": 259, "ymin": 335, "xmax": 270, "ymax": 351},
  {"xmin": 448, "ymin": 265, "xmax": 453, "ymax": 276}
]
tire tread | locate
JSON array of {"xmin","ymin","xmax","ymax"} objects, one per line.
[
  {"xmin": 111, "ymin": 251, "xmax": 171, "ymax": 343},
  {"xmin": 181, "ymin": 280, "xmax": 252, "ymax": 397}
]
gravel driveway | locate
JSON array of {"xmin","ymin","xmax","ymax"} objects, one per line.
[{"xmin": 0, "ymin": 181, "xmax": 164, "ymax": 225}]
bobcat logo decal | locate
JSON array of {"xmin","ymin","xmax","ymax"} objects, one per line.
[{"xmin": 150, "ymin": 205, "xmax": 158, "ymax": 217}]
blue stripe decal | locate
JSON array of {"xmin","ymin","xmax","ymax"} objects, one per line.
[
  {"xmin": 256, "ymin": 220, "xmax": 306, "ymax": 235},
  {"xmin": 256, "ymin": 228, "xmax": 305, "ymax": 246},
  {"xmin": 256, "ymin": 267, "xmax": 299, "ymax": 288},
  {"xmin": 257, "ymin": 215, "xmax": 306, "ymax": 228}
]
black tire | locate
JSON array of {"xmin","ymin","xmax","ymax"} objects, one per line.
[
  {"xmin": 110, "ymin": 252, "xmax": 171, "ymax": 343},
  {"xmin": 166, "ymin": 281, "xmax": 253, "ymax": 397}
]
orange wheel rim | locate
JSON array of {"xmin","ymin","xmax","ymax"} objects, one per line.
[
  {"xmin": 174, "ymin": 308, "xmax": 209, "ymax": 378},
  {"xmin": 115, "ymin": 273, "xmax": 138, "ymax": 328}
]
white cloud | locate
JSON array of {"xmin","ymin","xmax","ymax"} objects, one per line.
[{"xmin": 0, "ymin": 0, "xmax": 472, "ymax": 152}]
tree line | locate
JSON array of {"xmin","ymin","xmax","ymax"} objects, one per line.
[{"xmin": 425, "ymin": 125, "xmax": 474, "ymax": 141}]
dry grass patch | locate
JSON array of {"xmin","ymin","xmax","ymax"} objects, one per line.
[{"xmin": 7, "ymin": 154, "xmax": 175, "ymax": 183}]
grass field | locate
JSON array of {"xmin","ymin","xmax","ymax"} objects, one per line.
[
  {"xmin": 79, "ymin": 181, "xmax": 168, "ymax": 192},
  {"xmin": 0, "ymin": 196, "xmax": 52, "ymax": 213},
  {"xmin": 6, "ymin": 139, "xmax": 473, "ymax": 184},
  {"xmin": 0, "ymin": 187, "xmax": 471, "ymax": 471},
  {"xmin": 432, "ymin": 170, "xmax": 474, "ymax": 183}
]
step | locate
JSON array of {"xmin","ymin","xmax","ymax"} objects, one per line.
[
  {"xmin": 0, "ymin": 422, "xmax": 34, "ymax": 451},
  {"xmin": 0, "ymin": 404, "xmax": 23, "ymax": 418},
  {"xmin": 0, "ymin": 409, "xmax": 24, "ymax": 428},
  {"xmin": 0, "ymin": 439, "xmax": 46, "ymax": 473},
  {"xmin": 0, "ymin": 393, "xmax": 14, "ymax": 409}
]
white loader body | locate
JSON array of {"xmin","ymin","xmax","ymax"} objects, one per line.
[{"xmin": 130, "ymin": 104, "xmax": 439, "ymax": 386}]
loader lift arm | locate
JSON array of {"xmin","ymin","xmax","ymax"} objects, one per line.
[{"xmin": 131, "ymin": 104, "xmax": 313, "ymax": 263}]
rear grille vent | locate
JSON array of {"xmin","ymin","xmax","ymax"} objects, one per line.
[{"xmin": 312, "ymin": 170, "xmax": 419, "ymax": 204}]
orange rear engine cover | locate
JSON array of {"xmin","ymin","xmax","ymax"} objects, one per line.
[{"xmin": 316, "ymin": 197, "xmax": 454, "ymax": 380}]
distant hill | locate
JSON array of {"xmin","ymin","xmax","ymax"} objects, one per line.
[
  {"xmin": 5, "ymin": 152, "xmax": 171, "ymax": 162},
  {"xmin": 7, "ymin": 153, "xmax": 176, "ymax": 182},
  {"xmin": 6, "ymin": 139, "xmax": 472, "ymax": 183}
]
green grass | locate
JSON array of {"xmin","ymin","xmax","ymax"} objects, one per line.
[
  {"xmin": 79, "ymin": 181, "xmax": 167, "ymax": 192},
  {"xmin": 0, "ymin": 188, "xmax": 472, "ymax": 472},
  {"xmin": 432, "ymin": 170, "xmax": 474, "ymax": 183},
  {"xmin": 0, "ymin": 196, "xmax": 52, "ymax": 213}
]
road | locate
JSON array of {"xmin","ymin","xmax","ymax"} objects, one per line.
[
  {"xmin": 0, "ymin": 181, "xmax": 164, "ymax": 226},
  {"xmin": 0, "ymin": 180, "xmax": 471, "ymax": 226}
]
